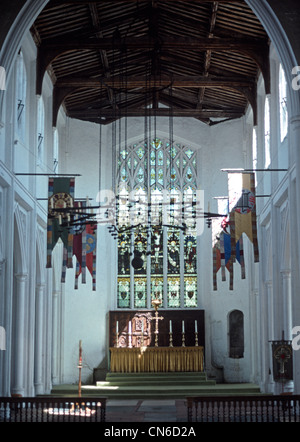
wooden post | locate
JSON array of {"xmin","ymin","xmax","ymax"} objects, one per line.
[{"xmin": 78, "ymin": 340, "xmax": 82, "ymax": 398}]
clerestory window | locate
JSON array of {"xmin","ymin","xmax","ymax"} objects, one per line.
[
  {"xmin": 279, "ymin": 64, "xmax": 288, "ymax": 142},
  {"xmin": 264, "ymin": 96, "xmax": 271, "ymax": 168},
  {"xmin": 15, "ymin": 51, "xmax": 27, "ymax": 141}
]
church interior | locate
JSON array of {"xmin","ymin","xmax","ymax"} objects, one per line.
[{"xmin": 1, "ymin": 0, "xmax": 300, "ymax": 422}]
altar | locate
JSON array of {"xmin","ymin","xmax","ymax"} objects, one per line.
[
  {"xmin": 109, "ymin": 309, "xmax": 205, "ymax": 373},
  {"xmin": 110, "ymin": 346, "xmax": 204, "ymax": 373}
]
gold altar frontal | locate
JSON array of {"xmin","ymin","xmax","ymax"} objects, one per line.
[{"xmin": 110, "ymin": 346, "xmax": 204, "ymax": 373}]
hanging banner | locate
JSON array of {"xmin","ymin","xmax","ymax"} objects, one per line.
[
  {"xmin": 228, "ymin": 172, "xmax": 259, "ymax": 262},
  {"xmin": 59, "ymin": 200, "xmax": 97, "ymax": 291},
  {"xmin": 272, "ymin": 341, "xmax": 293, "ymax": 382},
  {"xmin": 212, "ymin": 216, "xmax": 244, "ymax": 290},
  {"xmin": 73, "ymin": 222, "xmax": 97, "ymax": 291},
  {"xmin": 47, "ymin": 177, "xmax": 75, "ymax": 268}
]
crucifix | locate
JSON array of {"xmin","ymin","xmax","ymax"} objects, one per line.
[
  {"xmin": 151, "ymin": 296, "xmax": 164, "ymax": 347},
  {"xmin": 274, "ymin": 345, "xmax": 292, "ymax": 376},
  {"xmin": 271, "ymin": 331, "xmax": 293, "ymax": 386}
]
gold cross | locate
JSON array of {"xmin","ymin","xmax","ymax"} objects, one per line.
[{"xmin": 151, "ymin": 297, "xmax": 164, "ymax": 347}]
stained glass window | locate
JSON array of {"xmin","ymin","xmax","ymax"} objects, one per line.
[
  {"xmin": 116, "ymin": 138, "xmax": 198, "ymax": 309},
  {"xmin": 134, "ymin": 278, "xmax": 147, "ymax": 308},
  {"xmin": 117, "ymin": 277, "xmax": 130, "ymax": 308},
  {"xmin": 167, "ymin": 277, "xmax": 180, "ymax": 308}
]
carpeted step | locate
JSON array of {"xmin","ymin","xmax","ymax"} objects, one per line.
[
  {"xmin": 103, "ymin": 372, "xmax": 211, "ymax": 386},
  {"xmin": 81, "ymin": 382, "xmax": 262, "ymax": 399},
  {"xmin": 49, "ymin": 378, "xmax": 262, "ymax": 400}
]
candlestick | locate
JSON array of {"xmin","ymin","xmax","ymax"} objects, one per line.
[
  {"xmin": 128, "ymin": 321, "xmax": 132, "ymax": 348},
  {"xmin": 116, "ymin": 321, "xmax": 119, "ymax": 347},
  {"xmin": 78, "ymin": 340, "xmax": 82, "ymax": 398},
  {"xmin": 195, "ymin": 332, "xmax": 198, "ymax": 346},
  {"xmin": 169, "ymin": 332, "xmax": 173, "ymax": 347},
  {"xmin": 141, "ymin": 320, "xmax": 144, "ymax": 346}
]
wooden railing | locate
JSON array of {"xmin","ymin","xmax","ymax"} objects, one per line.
[
  {"xmin": 186, "ymin": 394, "xmax": 300, "ymax": 422},
  {"xmin": 0, "ymin": 397, "xmax": 107, "ymax": 422}
]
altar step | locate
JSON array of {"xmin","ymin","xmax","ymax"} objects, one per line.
[
  {"xmin": 102, "ymin": 371, "xmax": 211, "ymax": 386},
  {"xmin": 50, "ymin": 372, "xmax": 262, "ymax": 399}
]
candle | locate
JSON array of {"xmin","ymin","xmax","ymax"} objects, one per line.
[
  {"xmin": 116, "ymin": 321, "xmax": 119, "ymax": 334},
  {"xmin": 79, "ymin": 340, "xmax": 82, "ymax": 364},
  {"xmin": 169, "ymin": 320, "xmax": 172, "ymax": 333},
  {"xmin": 195, "ymin": 320, "xmax": 198, "ymax": 333},
  {"xmin": 182, "ymin": 320, "xmax": 185, "ymax": 333},
  {"xmin": 128, "ymin": 321, "xmax": 132, "ymax": 334},
  {"xmin": 142, "ymin": 321, "xmax": 144, "ymax": 333}
]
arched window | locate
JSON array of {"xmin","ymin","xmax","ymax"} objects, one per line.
[
  {"xmin": 252, "ymin": 127, "xmax": 257, "ymax": 170},
  {"xmin": 252, "ymin": 127, "xmax": 258, "ymax": 186},
  {"xmin": 53, "ymin": 129, "xmax": 59, "ymax": 173},
  {"xmin": 0, "ymin": 67, "xmax": 5, "ymax": 91},
  {"xmin": 36, "ymin": 97, "xmax": 45, "ymax": 166},
  {"xmin": 116, "ymin": 137, "xmax": 199, "ymax": 309},
  {"xmin": 264, "ymin": 96, "xmax": 271, "ymax": 168},
  {"xmin": 15, "ymin": 51, "xmax": 27, "ymax": 140},
  {"xmin": 279, "ymin": 64, "xmax": 288, "ymax": 142},
  {"xmin": 229, "ymin": 310, "xmax": 244, "ymax": 358}
]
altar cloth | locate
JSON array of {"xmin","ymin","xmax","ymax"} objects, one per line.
[{"xmin": 109, "ymin": 346, "xmax": 204, "ymax": 373}]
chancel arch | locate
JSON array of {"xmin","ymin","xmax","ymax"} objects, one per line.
[{"xmin": 2, "ymin": 0, "xmax": 300, "ymax": 398}]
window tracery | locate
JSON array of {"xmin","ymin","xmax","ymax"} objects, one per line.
[{"xmin": 116, "ymin": 138, "xmax": 198, "ymax": 309}]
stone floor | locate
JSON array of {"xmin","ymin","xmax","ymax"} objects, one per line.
[{"xmin": 105, "ymin": 399, "xmax": 187, "ymax": 422}]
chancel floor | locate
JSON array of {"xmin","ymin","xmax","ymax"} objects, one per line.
[{"xmin": 106, "ymin": 399, "xmax": 186, "ymax": 422}]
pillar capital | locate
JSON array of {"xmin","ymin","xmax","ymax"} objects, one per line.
[
  {"xmin": 14, "ymin": 273, "xmax": 28, "ymax": 282},
  {"xmin": 281, "ymin": 269, "xmax": 291, "ymax": 278}
]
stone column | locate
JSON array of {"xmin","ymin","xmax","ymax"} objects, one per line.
[
  {"xmin": 11, "ymin": 273, "xmax": 27, "ymax": 397},
  {"xmin": 266, "ymin": 281, "xmax": 275, "ymax": 393},
  {"xmin": 51, "ymin": 289, "xmax": 60, "ymax": 385},
  {"xmin": 281, "ymin": 269, "xmax": 294, "ymax": 393},
  {"xmin": 0, "ymin": 260, "xmax": 6, "ymax": 396},
  {"xmin": 34, "ymin": 283, "xmax": 45, "ymax": 395},
  {"xmin": 290, "ymin": 115, "xmax": 300, "ymax": 394},
  {"xmin": 282, "ymin": 270, "xmax": 292, "ymax": 340}
]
